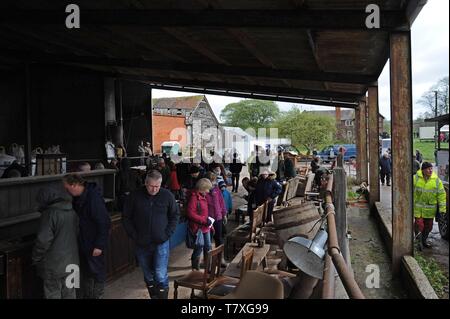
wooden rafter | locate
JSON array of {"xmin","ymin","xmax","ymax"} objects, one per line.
[{"xmin": 0, "ymin": 10, "xmax": 409, "ymax": 31}]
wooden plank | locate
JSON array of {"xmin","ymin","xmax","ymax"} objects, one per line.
[
  {"xmin": 355, "ymin": 100, "xmax": 368, "ymax": 183},
  {"xmin": 333, "ymin": 167, "xmax": 348, "ymax": 261},
  {"xmin": 368, "ymin": 86, "xmax": 380, "ymax": 207},
  {"xmin": 0, "ymin": 188, "xmax": 9, "ymax": 219},
  {"xmin": 8, "ymin": 186, "xmax": 21, "ymax": 217},
  {"xmin": 304, "ymin": 173, "xmax": 315, "ymax": 193},
  {"xmin": 390, "ymin": 32, "xmax": 413, "ymax": 275}
]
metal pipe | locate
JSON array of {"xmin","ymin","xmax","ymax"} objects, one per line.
[
  {"xmin": 321, "ymin": 254, "xmax": 335, "ymax": 299},
  {"xmin": 324, "ymin": 174, "xmax": 365, "ymax": 299}
]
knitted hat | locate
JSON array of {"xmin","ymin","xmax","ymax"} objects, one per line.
[
  {"xmin": 421, "ymin": 162, "xmax": 433, "ymax": 170},
  {"xmin": 218, "ymin": 180, "xmax": 226, "ymax": 189}
]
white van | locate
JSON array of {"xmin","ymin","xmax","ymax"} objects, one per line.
[{"xmin": 161, "ymin": 141, "xmax": 181, "ymax": 156}]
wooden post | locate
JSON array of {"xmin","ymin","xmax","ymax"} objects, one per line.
[
  {"xmin": 390, "ymin": 32, "xmax": 413, "ymax": 275},
  {"xmin": 115, "ymin": 79, "xmax": 124, "ymax": 147},
  {"xmin": 333, "ymin": 167, "xmax": 348, "ymax": 262},
  {"xmin": 368, "ymin": 86, "xmax": 380, "ymax": 208},
  {"xmin": 355, "ymin": 100, "xmax": 368, "ymax": 184},
  {"xmin": 25, "ymin": 64, "xmax": 32, "ymax": 176}
]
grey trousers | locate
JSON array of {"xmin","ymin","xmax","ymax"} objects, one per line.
[{"xmin": 43, "ymin": 276, "xmax": 76, "ymax": 299}]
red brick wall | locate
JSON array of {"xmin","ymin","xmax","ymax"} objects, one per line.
[{"xmin": 152, "ymin": 114, "xmax": 187, "ymax": 153}]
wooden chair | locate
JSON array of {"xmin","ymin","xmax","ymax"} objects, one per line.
[
  {"xmin": 225, "ymin": 203, "xmax": 265, "ymax": 258},
  {"xmin": 221, "ymin": 271, "xmax": 284, "ymax": 299},
  {"xmin": 173, "ymin": 244, "xmax": 225, "ymax": 299},
  {"xmin": 207, "ymin": 248, "xmax": 255, "ymax": 298},
  {"xmin": 304, "ymin": 173, "xmax": 320, "ymax": 201}
]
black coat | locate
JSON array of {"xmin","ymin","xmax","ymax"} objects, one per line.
[
  {"xmin": 123, "ymin": 187, "xmax": 180, "ymax": 246},
  {"xmin": 311, "ymin": 160, "xmax": 320, "ymax": 174},
  {"xmin": 230, "ymin": 159, "xmax": 244, "ymax": 174},
  {"xmin": 379, "ymin": 156, "xmax": 392, "ymax": 174},
  {"xmin": 72, "ymin": 183, "xmax": 111, "ymax": 253},
  {"xmin": 254, "ymin": 178, "xmax": 283, "ymax": 206},
  {"xmin": 72, "ymin": 183, "xmax": 111, "ymax": 282},
  {"xmin": 284, "ymin": 158, "xmax": 296, "ymax": 179}
]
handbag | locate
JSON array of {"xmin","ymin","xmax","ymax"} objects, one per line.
[{"xmin": 185, "ymin": 201, "xmax": 205, "ymax": 249}]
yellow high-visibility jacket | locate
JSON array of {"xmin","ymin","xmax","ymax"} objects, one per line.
[{"xmin": 413, "ymin": 170, "xmax": 447, "ymax": 218}]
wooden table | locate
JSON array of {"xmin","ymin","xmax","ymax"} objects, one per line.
[{"xmin": 223, "ymin": 243, "xmax": 270, "ymax": 278}]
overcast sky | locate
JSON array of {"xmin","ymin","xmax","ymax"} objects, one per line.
[{"xmin": 153, "ymin": 0, "xmax": 449, "ymax": 121}]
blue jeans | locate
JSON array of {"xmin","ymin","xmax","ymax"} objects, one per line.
[
  {"xmin": 135, "ymin": 241, "xmax": 170, "ymax": 289},
  {"xmin": 191, "ymin": 231, "xmax": 212, "ymax": 260}
]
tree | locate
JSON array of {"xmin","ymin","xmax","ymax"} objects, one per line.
[
  {"xmin": 220, "ymin": 100, "xmax": 280, "ymax": 131},
  {"xmin": 418, "ymin": 76, "xmax": 449, "ymax": 118},
  {"xmin": 383, "ymin": 120, "xmax": 391, "ymax": 136},
  {"xmin": 273, "ymin": 108, "xmax": 336, "ymax": 153}
]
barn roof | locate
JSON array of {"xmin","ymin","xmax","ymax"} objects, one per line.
[
  {"xmin": 153, "ymin": 95, "xmax": 204, "ymax": 110},
  {"xmin": 0, "ymin": 0, "xmax": 426, "ymax": 108}
]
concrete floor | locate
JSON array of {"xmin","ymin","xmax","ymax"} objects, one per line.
[{"xmin": 347, "ymin": 203, "xmax": 408, "ymax": 299}]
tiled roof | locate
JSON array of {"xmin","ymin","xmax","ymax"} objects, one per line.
[{"xmin": 152, "ymin": 95, "xmax": 205, "ymax": 110}]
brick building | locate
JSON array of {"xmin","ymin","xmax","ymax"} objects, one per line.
[
  {"xmin": 305, "ymin": 108, "xmax": 385, "ymax": 144},
  {"xmin": 152, "ymin": 95, "xmax": 221, "ymax": 152},
  {"xmin": 152, "ymin": 114, "xmax": 187, "ymax": 153}
]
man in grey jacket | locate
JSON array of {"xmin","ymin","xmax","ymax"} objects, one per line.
[{"xmin": 32, "ymin": 186, "xmax": 79, "ymax": 299}]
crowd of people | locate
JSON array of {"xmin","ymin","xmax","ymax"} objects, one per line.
[
  {"xmin": 23, "ymin": 142, "xmax": 448, "ymax": 300},
  {"xmin": 30, "ymin": 146, "xmax": 299, "ymax": 299}
]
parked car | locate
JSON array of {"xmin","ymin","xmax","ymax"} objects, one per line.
[{"xmin": 317, "ymin": 144, "xmax": 357, "ymax": 162}]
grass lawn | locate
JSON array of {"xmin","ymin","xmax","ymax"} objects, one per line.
[{"xmin": 413, "ymin": 139, "xmax": 436, "ymax": 162}]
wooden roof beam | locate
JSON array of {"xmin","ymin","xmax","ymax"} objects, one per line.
[
  {"xmin": 0, "ymin": 10, "xmax": 409, "ymax": 31},
  {"xmin": 146, "ymin": 84, "xmax": 358, "ymax": 109},
  {"xmin": 0, "ymin": 49, "xmax": 377, "ymax": 85},
  {"xmin": 306, "ymin": 29, "xmax": 330, "ymax": 92},
  {"xmin": 106, "ymin": 73, "xmax": 363, "ymax": 102},
  {"xmin": 162, "ymin": 27, "xmax": 230, "ymax": 66}
]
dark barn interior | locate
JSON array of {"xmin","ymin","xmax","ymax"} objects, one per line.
[{"xmin": 0, "ymin": 0, "xmax": 426, "ymax": 299}]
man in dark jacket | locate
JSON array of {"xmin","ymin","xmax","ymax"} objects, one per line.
[
  {"xmin": 156, "ymin": 157, "xmax": 171, "ymax": 188},
  {"xmin": 379, "ymin": 153, "xmax": 392, "ymax": 186},
  {"xmin": 63, "ymin": 174, "xmax": 111, "ymax": 299},
  {"xmin": 123, "ymin": 170, "xmax": 180, "ymax": 299},
  {"xmin": 310, "ymin": 156, "xmax": 320, "ymax": 174},
  {"xmin": 32, "ymin": 186, "xmax": 79, "ymax": 299},
  {"xmin": 284, "ymin": 152, "xmax": 297, "ymax": 180},
  {"xmin": 254, "ymin": 170, "xmax": 282, "ymax": 223},
  {"xmin": 230, "ymin": 153, "xmax": 245, "ymax": 193}
]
